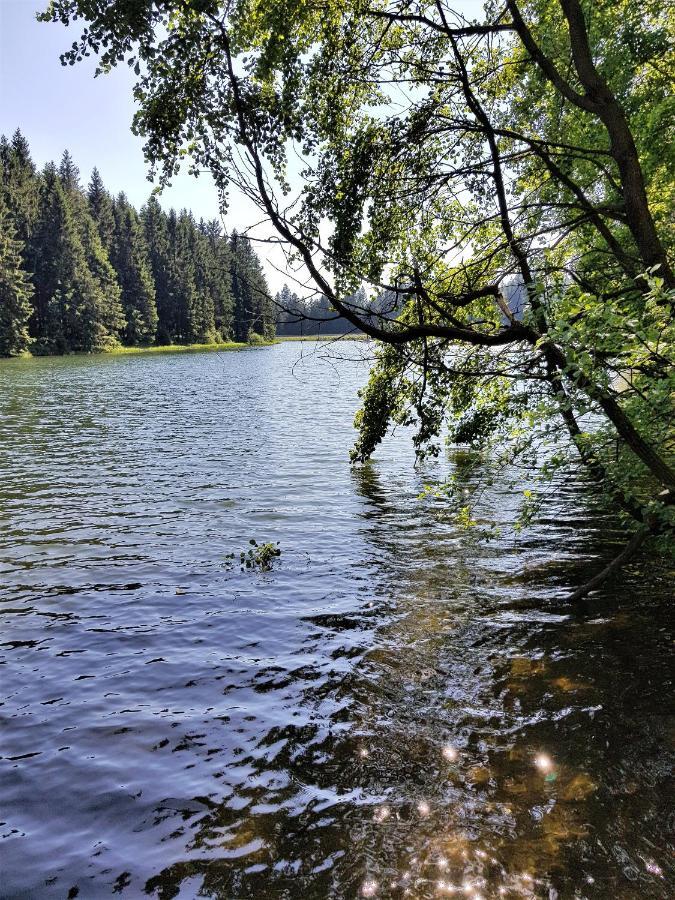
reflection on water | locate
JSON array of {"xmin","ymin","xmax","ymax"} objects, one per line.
[{"xmin": 0, "ymin": 342, "xmax": 672, "ymax": 899}]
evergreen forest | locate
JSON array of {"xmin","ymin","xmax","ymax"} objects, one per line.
[
  {"xmin": 0, "ymin": 130, "xmax": 276, "ymax": 357},
  {"xmin": 274, "ymin": 284, "xmax": 400, "ymax": 336},
  {"xmin": 274, "ymin": 285, "xmax": 367, "ymax": 336}
]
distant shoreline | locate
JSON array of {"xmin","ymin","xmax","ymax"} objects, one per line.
[
  {"xmin": 275, "ymin": 334, "xmax": 368, "ymax": 342},
  {"xmin": 108, "ymin": 341, "xmax": 257, "ymax": 356},
  {"xmin": 0, "ymin": 335, "xmax": 372, "ymax": 361},
  {"xmin": 0, "ymin": 341, "xmax": 269, "ymax": 361}
]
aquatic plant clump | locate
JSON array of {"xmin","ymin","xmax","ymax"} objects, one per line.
[{"xmin": 226, "ymin": 540, "xmax": 282, "ymax": 571}]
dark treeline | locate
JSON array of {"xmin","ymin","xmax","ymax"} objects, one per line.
[
  {"xmin": 0, "ymin": 130, "xmax": 275, "ymax": 357},
  {"xmin": 275, "ymin": 284, "xmax": 399, "ymax": 336}
]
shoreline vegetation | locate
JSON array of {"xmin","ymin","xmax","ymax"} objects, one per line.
[
  {"xmin": 109, "ymin": 340, "xmax": 264, "ymax": 355},
  {"xmin": 0, "ymin": 339, "xmax": 271, "ymax": 360},
  {"xmin": 275, "ymin": 333, "xmax": 368, "ymax": 342},
  {"xmin": 0, "ymin": 335, "xmax": 372, "ymax": 362},
  {"xmin": 0, "ymin": 131, "xmax": 276, "ymax": 359},
  {"xmin": 0, "ymin": 330, "xmax": 375, "ymax": 359}
]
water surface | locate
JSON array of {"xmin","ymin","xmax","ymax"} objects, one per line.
[{"xmin": 0, "ymin": 342, "xmax": 672, "ymax": 898}]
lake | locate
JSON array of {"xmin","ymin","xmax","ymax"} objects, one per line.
[{"xmin": 0, "ymin": 342, "xmax": 672, "ymax": 898}]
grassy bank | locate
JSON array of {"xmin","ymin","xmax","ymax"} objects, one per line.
[
  {"xmin": 275, "ymin": 333, "xmax": 368, "ymax": 342},
  {"xmin": 0, "ymin": 340, "xmax": 275, "ymax": 362},
  {"xmin": 2, "ymin": 336, "xmax": 370, "ymax": 361},
  {"xmin": 108, "ymin": 341, "xmax": 254, "ymax": 356}
]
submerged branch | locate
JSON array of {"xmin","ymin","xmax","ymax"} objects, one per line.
[{"xmin": 568, "ymin": 525, "xmax": 650, "ymax": 602}]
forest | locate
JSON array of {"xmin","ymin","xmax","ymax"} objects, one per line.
[
  {"xmin": 275, "ymin": 284, "xmax": 402, "ymax": 336},
  {"xmin": 0, "ymin": 130, "xmax": 276, "ymax": 357},
  {"xmin": 275, "ymin": 285, "xmax": 364, "ymax": 336}
]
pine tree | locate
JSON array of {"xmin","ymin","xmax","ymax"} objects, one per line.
[
  {"xmin": 187, "ymin": 216, "xmax": 216, "ymax": 342},
  {"xmin": 0, "ymin": 187, "xmax": 33, "ymax": 356},
  {"xmin": 79, "ymin": 213, "xmax": 125, "ymax": 349},
  {"xmin": 166, "ymin": 207, "xmax": 190, "ymax": 340},
  {"xmin": 0, "ymin": 132, "xmax": 273, "ymax": 353},
  {"xmin": 29, "ymin": 163, "xmax": 68, "ymax": 348},
  {"xmin": 111, "ymin": 194, "xmax": 158, "ymax": 344},
  {"xmin": 275, "ymin": 284, "xmax": 304, "ymax": 335},
  {"xmin": 57, "ymin": 154, "xmax": 125, "ymax": 351},
  {"xmin": 170, "ymin": 210, "xmax": 212, "ymax": 343},
  {"xmin": 58, "ymin": 149, "xmax": 80, "ymax": 193}
]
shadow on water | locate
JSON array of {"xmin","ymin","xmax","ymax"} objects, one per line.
[
  {"xmin": 142, "ymin": 464, "xmax": 672, "ymax": 899},
  {"xmin": 0, "ymin": 345, "xmax": 672, "ymax": 899}
]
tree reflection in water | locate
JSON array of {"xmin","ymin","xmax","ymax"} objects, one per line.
[{"xmin": 146, "ymin": 460, "xmax": 672, "ymax": 899}]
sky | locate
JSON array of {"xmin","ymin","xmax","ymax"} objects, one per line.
[{"xmin": 0, "ymin": 0, "xmax": 287, "ymax": 290}]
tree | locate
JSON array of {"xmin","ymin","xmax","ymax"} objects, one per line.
[
  {"xmin": 30, "ymin": 163, "xmax": 123, "ymax": 353},
  {"xmin": 275, "ymin": 284, "xmax": 305, "ymax": 336},
  {"xmin": 0, "ymin": 130, "xmax": 265, "ymax": 353},
  {"xmin": 142, "ymin": 195, "xmax": 175, "ymax": 344},
  {"xmin": 185, "ymin": 214, "xmax": 216, "ymax": 342},
  {"xmin": 199, "ymin": 218, "xmax": 234, "ymax": 340},
  {"xmin": 57, "ymin": 149, "xmax": 80, "ymax": 194},
  {"xmin": 230, "ymin": 232, "xmax": 274, "ymax": 341},
  {"xmin": 41, "ymin": 1, "xmax": 674, "ymax": 591},
  {"xmin": 56, "ymin": 152, "xmax": 126, "ymax": 350},
  {"xmin": 0, "ymin": 130, "xmax": 40, "ymax": 255},
  {"xmin": 167, "ymin": 210, "xmax": 198, "ymax": 342},
  {"xmin": 87, "ymin": 167, "xmax": 115, "ymax": 251},
  {"xmin": 111, "ymin": 193, "xmax": 158, "ymax": 344},
  {"xmin": 0, "ymin": 186, "xmax": 33, "ymax": 356}
]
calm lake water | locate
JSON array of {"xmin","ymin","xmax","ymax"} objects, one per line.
[{"xmin": 0, "ymin": 342, "xmax": 672, "ymax": 899}]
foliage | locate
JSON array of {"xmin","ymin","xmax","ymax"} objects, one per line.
[
  {"xmin": 230, "ymin": 232, "xmax": 275, "ymax": 342},
  {"xmin": 110, "ymin": 194, "xmax": 158, "ymax": 345},
  {"xmin": 226, "ymin": 539, "xmax": 281, "ymax": 571},
  {"xmin": 0, "ymin": 130, "xmax": 275, "ymax": 356},
  {"xmin": 0, "ymin": 184, "xmax": 33, "ymax": 356},
  {"xmin": 38, "ymin": 2, "xmax": 675, "ymax": 566}
]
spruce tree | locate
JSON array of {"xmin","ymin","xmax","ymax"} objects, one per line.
[
  {"xmin": 79, "ymin": 213, "xmax": 125, "ymax": 349},
  {"xmin": 87, "ymin": 168, "xmax": 115, "ymax": 251},
  {"xmin": 230, "ymin": 232, "xmax": 273, "ymax": 341},
  {"xmin": 166, "ymin": 207, "xmax": 188, "ymax": 340},
  {"xmin": 187, "ymin": 215, "xmax": 216, "ymax": 342},
  {"xmin": 58, "ymin": 149, "xmax": 80, "ymax": 193},
  {"xmin": 111, "ymin": 194, "xmax": 158, "ymax": 344},
  {"xmin": 275, "ymin": 284, "xmax": 303, "ymax": 336},
  {"xmin": 170, "ymin": 210, "xmax": 207, "ymax": 343},
  {"xmin": 0, "ymin": 132, "xmax": 272, "ymax": 353},
  {"xmin": 142, "ymin": 195, "xmax": 175, "ymax": 344},
  {"xmin": 0, "ymin": 187, "xmax": 33, "ymax": 356},
  {"xmin": 0, "ymin": 130, "xmax": 40, "ymax": 249},
  {"xmin": 199, "ymin": 219, "xmax": 234, "ymax": 340},
  {"xmin": 30, "ymin": 164, "xmax": 123, "ymax": 353},
  {"xmin": 57, "ymin": 154, "xmax": 125, "ymax": 350}
]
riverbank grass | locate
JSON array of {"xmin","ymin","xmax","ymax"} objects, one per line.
[
  {"xmin": 108, "ymin": 341, "xmax": 253, "ymax": 356},
  {"xmin": 275, "ymin": 333, "xmax": 369, "ymax": 342}
]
